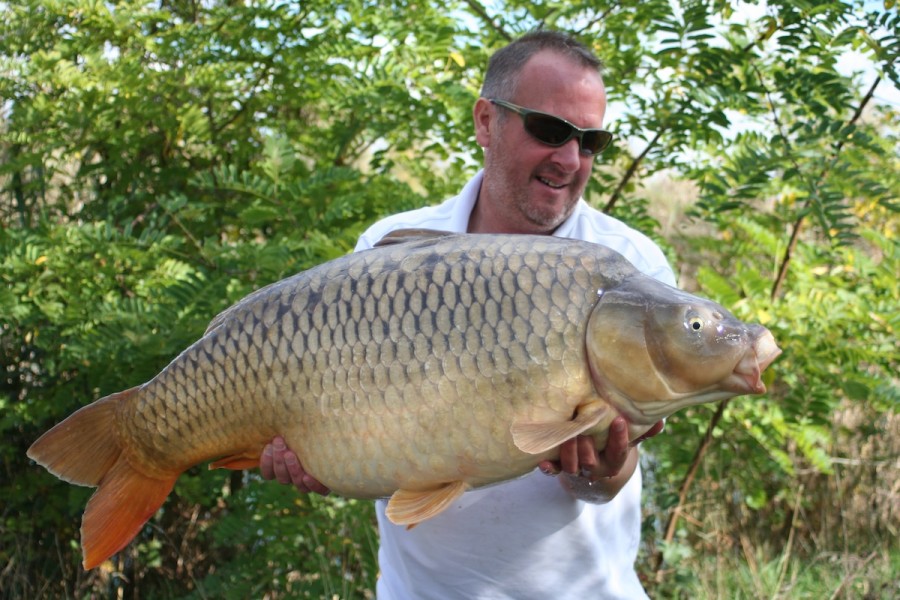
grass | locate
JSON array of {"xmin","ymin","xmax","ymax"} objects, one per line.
[{"xmin": 644, "ymin": 541, "xmax": 898, "ymax": 599}]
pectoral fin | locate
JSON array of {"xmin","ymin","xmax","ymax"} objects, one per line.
[
  {"xmin": 385, "ymin": 481, "xmax": 469, "ymax": 527},
  {"xmin": 511, "ymin": 403, "xmax": 611, "ymax": 454}
]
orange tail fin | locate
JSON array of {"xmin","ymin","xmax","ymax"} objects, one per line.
[{"xmin": 27, "ymin": 388, "xmax": 178, "ymax": 569}]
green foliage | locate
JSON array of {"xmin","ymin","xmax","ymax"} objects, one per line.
[
  {"xmin": 179, "ymin": 482, "xmax": 377, "ymax": 599},
  {"xmin": 2, "ymin": 0, "xmax": 898, "ymax": 597}
]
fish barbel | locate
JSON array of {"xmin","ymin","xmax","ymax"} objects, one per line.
[{"xmin": 28, "ymin": 230, "xmax": 781, "ymax": 569}]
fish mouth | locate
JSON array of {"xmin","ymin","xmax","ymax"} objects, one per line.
[{"xmin": 729, "ymin": 328, "xmax": 781, "ymax": 394}]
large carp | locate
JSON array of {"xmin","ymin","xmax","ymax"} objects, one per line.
[{"xmin": 28, "ymin": 230, "xmax": 780, "ymax": 569}]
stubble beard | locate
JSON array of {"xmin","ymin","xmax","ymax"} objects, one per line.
[
  {"xmin": 513, "ymin": 180, "xmax": 579, "ymax": 231},
  {"xmin": 486, "ymin": 150, "xmax": 582, "ymax": 233},
  {"xmin": 510, "ymin": 159, "xmax": 585, "ymax": 232}
]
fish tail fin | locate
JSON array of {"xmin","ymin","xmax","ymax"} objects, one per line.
[
  {"xmin": 27, "ymin": 387, "xmax": 178, "ymax": 569},
  {"xmin": 81, "ymin": 455, "xmax": 177, "ymax": 569},
  {"xmin": 27, "ymin": 389, "xmax": 133, "ymax": 487}
]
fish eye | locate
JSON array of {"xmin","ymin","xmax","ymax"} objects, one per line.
[{"xmin": 688, "ymin": 316, "xmax": 704, "ymax": 331}]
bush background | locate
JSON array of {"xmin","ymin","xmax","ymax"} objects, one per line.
[{"xmin": 2, "ymin": 1, "xmax": 897, "ymax": 598}]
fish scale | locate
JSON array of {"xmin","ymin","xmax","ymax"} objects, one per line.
[{"xmin": 27, "ymin": 229, "xmax": 780, "ymax": 569}]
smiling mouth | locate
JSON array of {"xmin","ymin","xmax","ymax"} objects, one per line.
[{"xmin": 538, "ymin": 176, "xmax": 566, "ymax": 189}]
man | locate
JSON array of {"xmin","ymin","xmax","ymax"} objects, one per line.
[{"xmin": 261, "ymin": 30, "xmax": 672, "ymax": 598}]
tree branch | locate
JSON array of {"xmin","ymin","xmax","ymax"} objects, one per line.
[
  {"xmin": 770, "ymin": 75, "xmax": 882, "ymax": 300},
  {"xmin": 461, "ymin": 0, "xmax": 512, "ymax": 41},
  {"xmin": 653, "ymin": 399, "xmax": 728, "ymax": 578},
  {"xmin": 603, "ymin": 128, "xmax": 665, "ymax": 214},
  {"xmin": 574, "ymin": 7, "xmax": 618, "ymax": 36}
]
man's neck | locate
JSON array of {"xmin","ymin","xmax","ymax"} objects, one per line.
[{"xmin": 467, "ymin": 193, "xmax": 562, "ymax": 236}]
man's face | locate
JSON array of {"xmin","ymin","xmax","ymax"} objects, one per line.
[{"xmin": 472, "ymin": 51, "xmax": 607, "ymax": 235}]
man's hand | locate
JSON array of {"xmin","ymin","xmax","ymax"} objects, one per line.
[
  {"xmin": 260, "ymin": 436, "xmax": 331, "ymax": 495},
  {"xmin": 538, "ymin": 417, "xmax": 665, "ymax": 503}
]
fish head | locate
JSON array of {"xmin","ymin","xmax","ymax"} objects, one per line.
[{"xmin": 585, "ymin": 275, "xmax": 781, "ymax": 424}]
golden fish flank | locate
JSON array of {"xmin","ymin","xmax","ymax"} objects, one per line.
[{"xmin": 27, "ymin": 229, "xmax": 781, "ymax": 569}]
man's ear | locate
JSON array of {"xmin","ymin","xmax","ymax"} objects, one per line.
[{"xmin": 473, "ymin": 97, "xmax": 495, "ymax": 149}]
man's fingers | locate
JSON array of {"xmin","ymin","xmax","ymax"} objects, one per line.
[
  {"xmin": 631, "ymin": 420, "xmax": 665, "ymax": 446},
  {"xmin": 304, "ymin": 475, "xmax": 331, "ymax": 496},
  {"xmin": 558, "ymin": 438, "xmax": 579, "ymax": 474},
  {"xmin": 259, "ymin": 435, "xmax": 331, "ymax": 495},
  {"xmin": 538, "ymin": 460, "xmax": 561, "ymax": 476},
  {"xmin": 260, "ymin": 442, "xmax": 275, "ymax": 479},
  {"xmin": 596, "ymin": 418, "xmax": 629, "ymax": 478},
  {"xmin": 576, "ymin": 436, "xmax": 598, "ymax": 472},
  {"xmin": 272, "ymin": 454, "xmax": 292, "ymax": 485}
]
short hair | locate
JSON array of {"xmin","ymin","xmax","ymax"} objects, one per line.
[{"xmin": 480, "ymin": 30, "xmax": 605, "ymax": 100}]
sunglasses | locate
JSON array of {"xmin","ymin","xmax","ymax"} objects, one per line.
[{"xmin": 489, "ymin": 98, "xmax": 613, "ymax": 156}]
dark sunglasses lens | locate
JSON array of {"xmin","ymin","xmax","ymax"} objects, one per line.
[
  {"xmin": 582, "ymin": 131, "xmax": 612, "ymax": 154},
  {"xmin": 524, "ymin": 114, "xmax": 573, "ymax": 146},
  {"xmin": 523, "ymin": 112, "xmax": 611, "ymax": 155}
]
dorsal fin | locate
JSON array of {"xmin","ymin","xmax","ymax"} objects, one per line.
[{"xmin": 373, "ymin": 228, "xmax": 456, "ymax": 248}]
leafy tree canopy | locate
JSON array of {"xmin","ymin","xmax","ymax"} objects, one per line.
[{"xmin": 2, "ymin": 0, "xmax": 897, "ymax": 597}]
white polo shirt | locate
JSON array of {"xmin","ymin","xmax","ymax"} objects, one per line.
[{"xmin": 356, "ymin": 171, "xmax": 676, "ymax": 600}]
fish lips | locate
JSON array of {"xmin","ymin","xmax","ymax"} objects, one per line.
[{"xmin": 727, "ymin": 326, "xmax": 781, "ymax": 394}]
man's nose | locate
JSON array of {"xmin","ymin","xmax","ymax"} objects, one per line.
[{"xmin": 550, "ymin": 138, "xmax": 584, "ymax": 171}]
